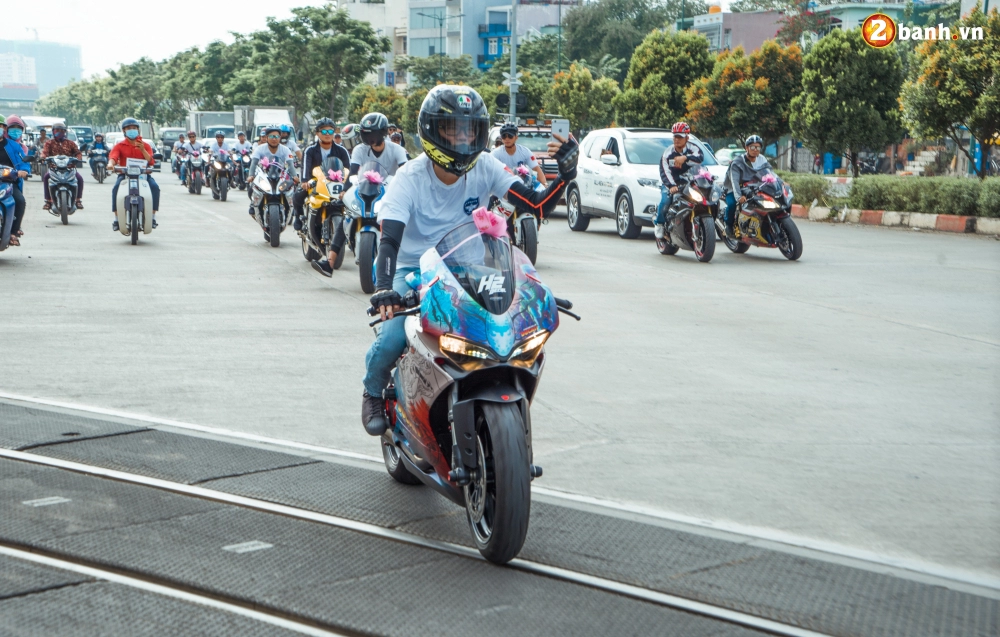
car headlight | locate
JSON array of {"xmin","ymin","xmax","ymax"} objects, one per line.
[
  {"xmin": 439, "ymin": 334, "xmax": 498, "ymax": 370},
  {"xmin": 637, "ymin": 178, "xmax": 660, "ymax": 189},
  {"xmin": 507, "ymin": 331, "xmax": 549, "ymax": 368}
]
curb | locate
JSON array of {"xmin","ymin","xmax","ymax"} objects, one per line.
[{"xmin": 803, "ymin": 206, "xmax": 995, "ymax": 235}]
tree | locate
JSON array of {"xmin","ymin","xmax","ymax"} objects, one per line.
[
  {"xmin": 730, "ymin": 0, "xmax": 792, "ymax": 11},
  {"xmin": 789, "ymin": 28, "xmax": 904, "ymax": 177},
  {"xmin": 546, "ymin": 64, "xmax": 621, "ymax": 132},
  {"xmin": 564, "ymin": 0, "xmax": 706, "ymax": 82},
  {"xmin": 776, "ymin": 0, "xmax": 827, "ymax": 46},
  {"xmin": 613, "ymin": 29, "xmax": 713, "ymax": 128},
  {"xmin": 900, "ymin": 6, "xmax": 999, "ymax": 179},
  {"xmin": 347, "ymin": 84, "xmax": 406, "ymax": 124},
  {"xmin": 686, "ymin": 40, "xmax": 802, "ymax": 149},
  {"xmin": 395, "ymin": 54, "xmax": 479, "ymax": 89}
]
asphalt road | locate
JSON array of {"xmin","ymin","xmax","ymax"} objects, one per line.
[{"xmin": 2, "ymin": 168, "xmax": 998, "ymax": 578}]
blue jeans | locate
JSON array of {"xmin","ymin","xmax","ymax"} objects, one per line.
[
  {"xmin": 655, "ymin": 186, "xmax": 673, "ymax": 225},
  {"xmin": 112, "ymin": 174, "xmax": 160, "ymax": 212},
  {"xmin": 363, "ymin": 266, "xmax": 419, "ymax": 396},
  {"xmin": 179, "ymin": 163, "xmax": 188, "ymax": 183},
  {"xmin": 724, "ymin": 192, "xmax": 737, "ymax": 229}
]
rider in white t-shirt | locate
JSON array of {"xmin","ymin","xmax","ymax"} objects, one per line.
[
  {"xmin": 349, "ymin": 112, "xmax": 408, "ymax": 179},
  {"xmin": 359, "ymin": 85, "xmax": 580, "ymax": 436},
  {"xmin": 491, "ymin": 122, "xmax": 547, "ymax": 186}
]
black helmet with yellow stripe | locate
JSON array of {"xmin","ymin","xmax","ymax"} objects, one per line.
[{"xmin": 418, "ymin": 85, "xmax": 489, "ymax": 176}]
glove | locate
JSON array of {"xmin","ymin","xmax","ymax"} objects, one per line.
[
  {"xmin": 554, "ymin": 139, "xmax": 580, "ymax": 181},
  {"xmin": 370, "ymin": 288, "xmax": 402, "ymax": 312}
]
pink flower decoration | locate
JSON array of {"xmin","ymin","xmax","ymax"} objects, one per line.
[
  {"xmin": 698, "ymin": 168, "xmax": 712, "ymax": 180},
  {"xmin": 363, "ymin": 170, "xmax": 383, "ymax": 185},
  {"xmin": 761, "ymin": 173, "xmax": 777, "ymax": 184},
  {"xmin": 472, "ymin": 207, "xmax": 508, "ymax": 239},
  {"xmin": 328, "ymin": 170, "xmax": 343, "ymax": 182},
  {"xmin": 260, "ymin": 157, "xmax": 271, "ymax": 169},
  {"xmin": 516, "ymin": 165, "xmax": 530, "ymax": 177}
]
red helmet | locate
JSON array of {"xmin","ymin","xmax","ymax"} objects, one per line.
[
  {"xmin": 671, "ymin": 122, "xmax": 691, "ymax": 136},
  {"xmin": 187, "ymin": 130, "xmax": 197, "ymax": 136}
]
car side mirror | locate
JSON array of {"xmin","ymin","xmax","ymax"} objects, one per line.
[
  {"xmin": 600, "ymin": 154, "xmax": 619, "ymax": 166},
  {"xmin": 153, "ymin": 153, "xmax": 163, "ymax": 161}
]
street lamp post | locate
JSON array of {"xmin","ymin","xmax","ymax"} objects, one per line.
[{"xmin": 417, "ymin": 10, "xmax": 465, "ymax": 83}]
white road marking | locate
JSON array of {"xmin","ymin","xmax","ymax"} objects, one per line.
[
  {"xmin": 2, "ymin": 391, "xmax": 997, "ymax": 595},
  {"xmin": 0, "ymin": 544, "xmax": 348, "ymax": 636},
  {"xmin": 22, "ymin": 496, "xmax": 71, "ymax": 507},
  {"xmin": 222, "ymin": 541, "xmax": 273, "ymax": 554}
]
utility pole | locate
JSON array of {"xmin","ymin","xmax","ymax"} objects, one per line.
[
  {"xmin": 509, "ymin": 0, "xmax": 519, "ymax": 118},
  {"xmin": 680, "ymin": 0, "xmax": 685, "ymax": 30},
  {"xmin": 557, "ymin": 1, "xmax": 562, "ymax": 74},
  {"xmin": 418, "ymin": 11, "xmax": 464, "ymax": 83}
]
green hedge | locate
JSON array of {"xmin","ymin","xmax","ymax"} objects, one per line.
[
  {"xmin": 847, "ymin": 176, "xmax": 1000, "ymax": 218},
  {"xmin": 780, "ymin": 174, "xmax": 833, "ymax": 207}
]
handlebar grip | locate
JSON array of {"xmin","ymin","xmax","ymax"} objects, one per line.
[
  {"xmin": 555, "ymin": 298, "xmax": 573, "ymax": 310},
  {"xmin": 366, "ymin": 306, "xmax": 378, "ymax": 317}
]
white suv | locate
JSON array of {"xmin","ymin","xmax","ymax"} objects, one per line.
[{"xmin": 565, "ymin": 128, "xmax": 726, "ymax": 238}]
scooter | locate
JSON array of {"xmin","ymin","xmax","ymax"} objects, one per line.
[
  {"xmin": 90, "ymin": 148, "xmax": 109, "ymax": 183},
  {"xmin": 368, "ymin": 208, "xmax": 579, "ymax": 564},
  {"xmin": 186, "ymin": 150, "xmax": 205, "ymax": 195},
  {"xmin": 209, "ymin": 149, "xmax": 232, "ymax": 201},
  {"xmin": 298, "ymin": 156, "xmax": 346, "ymax": 266},
  {"xmin": 249, "ymin": 157, "xmax": 294, "ymax": 247},
  {"xmin": 342, "ymin": 161, "xmax": 387, "ymax": 293},
  {"xmin": 46, "ymin": 155, "xmax": 80, "ymax": 226},
  {"xmin": 656, "ymin": 166, "xmax": 717, "ymax": 262},
  {"xmin": 114, "ymin": 157, "xmax": 160, "ymax": 245},
  {"xmin": 0, "ymin": 166, "xmax": 21, "ymax": 252}
]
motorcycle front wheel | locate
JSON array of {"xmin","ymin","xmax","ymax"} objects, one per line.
[
  {"xmin": 267, "ymin": 203, "xmax": 282, "ymax": 248},
  {"xmin": 693, "ymin": 216, "xmax": 716, "ymax": 263},
  {"xmin": 219, "ymin": 177, "xmax": 228, "ymax": 202},
  {"xmin": 655, "ymin": 236, "xmax": 679, "ymax": 255},
  {"xmin": 358, "ymin": 232, "xmax": 377, "ymax": 294},
  {"xmin": 58, "ymin": 191, "xmax": 69, "ymax": 226},
  {"xmin": 776, "ymin": 217, "xmax": 803, "ymax": 261},
  {"xmin": 465, "ymin": 402, "xmax": 530, "ymax": 565},
  {"xmin": 130, "ymin": 206, "xmax": 139, "ymax": 245},
  {"xmin": 97, "ymin": 165, "xmax": 106, "ymax": 184}
]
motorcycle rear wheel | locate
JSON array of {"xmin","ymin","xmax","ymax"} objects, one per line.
[
  {"xmin": 381, "ymin": 433, "xmax": 422, "ymax": 485},
  {"xmin": 519, "ymin": 218, "xmax": 538, "ymax": 265},
  {"xmin": 465, "ymin": 402, "xmax": 530, "ymax": 565},
  {"xmin": 777, "ymin": 217, "xmax": 803, "ymax": 261}
]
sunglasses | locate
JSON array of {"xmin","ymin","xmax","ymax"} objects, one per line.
[
  {"xmin": 501, "ymin": 133, "xmax": 516, "ymax": 139},
  {"xmin": 266, "ymin": 134, "xmax": 281, "ymax": 139},
  {"xmin": 319, "ymin": 129, "xmax": 336, "ymax": 135},
  {"xmin": 673, "ymin": 135, "xmax": 687, "ymax": 139}
]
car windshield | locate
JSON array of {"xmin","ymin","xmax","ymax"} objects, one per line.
[
  {"xmin": 515, "ymin": 131, "xmax": 552, "ymax": 153},
  {"xmin": 434, "ymin": 221, "xmax": 514, "ymax": 315},
  {"xmin": 623, "ymin": 137, "xmax": 718, "ymax": 166}
]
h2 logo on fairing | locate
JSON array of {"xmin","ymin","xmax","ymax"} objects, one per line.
[{"xmin": 478, "ymin": 274, "xmax": 506, "ymax": 295}]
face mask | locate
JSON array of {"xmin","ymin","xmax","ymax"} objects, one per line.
[
  {"xmin": 125, "ymin": 129, "xmax": 139, "ymax": 140},
  {"xmin": 54, "ymin": 131, "xmax": 66, "ymax": 140},
  {"xmin": 8, "ymin": 128, "xmax": 22, "ymax": 140}
]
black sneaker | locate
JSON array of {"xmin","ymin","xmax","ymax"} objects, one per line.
[
  {"xmin": 112, "ymin": 219, "xmax": 119, "ymax": 232},
  {"xmin": 311, "ymin": 259, "xmax": 333, "ymax": 277},
  {"xmin": 152, "ymin": 218, "xmax": 158, "ymax": 229},
  {"xmin": 293, "ymin": 215, "xmax": 303, "ymax": 231},
  {"xmin": 362, "ymin": 391, "xmax": 387, "ymax": 436}
]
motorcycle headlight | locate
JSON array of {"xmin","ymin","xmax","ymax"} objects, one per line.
[
  {"xmin": 507, "ymin": 331, "xmax": 550, "ymax": 368},
  {"xmin": 439, "ymin": 334, "xmax": 498, "ymax": 370},
  {"xmin": 710, "ymin": 183, "xmax": 723, "ymax": 204},
  {"xmin": 350, "ymin": 201, "xmax": 360, "ymax": 212},
  {"xmin": 688, "ymin": 187, "xmax": 704, "ymax": 203},
  {"xmin": 759, "ymin": 198, "xmax": 780, "ymax": 210},
  {"xmin": 637, "ymin": 178, "xmax": 660, "ymax": 189},
  {"xmin": 214, "ymin": 161, "xmax": 223, "ymax": 169}
]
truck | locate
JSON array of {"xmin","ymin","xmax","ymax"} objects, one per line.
[
  {"xmin": 188, "ymin": 111, "xmax": 236, "ymax": 138},
  {"xmin": 234, "ymin": 105, "xmax": 296, "ymax": 141}
]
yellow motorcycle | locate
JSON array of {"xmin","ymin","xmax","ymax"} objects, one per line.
[{"xmin": 299, "ymin": 157, "xmax": 347, "ymax": 268}]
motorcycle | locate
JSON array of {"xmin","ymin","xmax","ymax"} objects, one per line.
[
  {"xmin": 490, "ymin": 165, "xmax": 541, "ymax": 265},
  {"xmin": 656, "ymin": 166, "xmax": 717, "ymax": 263},
  {"xmin": 90, "ymin": 148, "xmax": 109, "ymax": 183},
  {"xmin": 186, "ymin": 150, "xmax": 205, "ymax": 195},
  {"xmin": 0, "ymin": 166, "xmax": 21, "ymax": 252},
  {"xmin": 234, "ymin": 149, "xmax": 252, "ymax": 190},
  {"xmin": 208, "ymin": 150, "xmax": 233, "ymax": 201},
  {"xmin": 298, "ymin": 156, "xmax": 346, "ymax": 267},
  {"xmin": 46, "ymin": 155, "xmax": 81, "ymax": 226},
  {"xmin": 367, "ymin": 208, "xmax": 579, "ymax": 564},
  {"xmin": 858, "ymin": 156, "xmax": 879, "ymax": 175},
  {"xmin": 713, "ymin": 173, "xmax": 803, "ymax": 260},
  {"xmin": 249, "ymin": 157, "xmax": 294, "ymax": 247},
  {"xmin": 114, "ymin": 157, "xmax": 160, "ymax": 245},
  {"xmin": 342, "ymin": 161, "xmax": 387, "ymax": 293}
]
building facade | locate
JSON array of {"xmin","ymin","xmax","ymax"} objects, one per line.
[
  {"xmin": 477, "ymin": 2, "xmax": 565, "ymax": 70},
  {"xmin": 0, "ymin": 40, "xmax": 80, "ymax": 97},
  {"xmin": 681, "ymin": 9, "xmax": 784, "ymax": 53}
]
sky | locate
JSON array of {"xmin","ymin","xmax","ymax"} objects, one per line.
[{"xmin": 17, "ymin": 0, "xmax": 328, "ymax": 79}]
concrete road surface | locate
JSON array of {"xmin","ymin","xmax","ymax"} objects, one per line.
[{"xmin": 2, "ymin": 169, "xmax": 997, "ymax": 577}]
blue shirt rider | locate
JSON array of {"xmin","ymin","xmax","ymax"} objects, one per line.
[{"xmin": 88, "ymin": 133, "xmax": 110, "ymax": 175}]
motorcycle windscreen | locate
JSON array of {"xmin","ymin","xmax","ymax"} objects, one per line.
[
  {"xmin": 433, "ymin": 221, "xmax": 514, "ymax": 315},
  {"xmin": 357, "ymin": 161, "xmax": 387, "ymax": 201}
]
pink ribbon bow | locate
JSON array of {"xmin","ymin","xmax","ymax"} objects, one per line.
[
  {"xmin": 517, "ymin": 165, "xmax": 531, "ymax": 177},
  {"xmin": 328, "ymin": 170, "xmax": 343, "ymax": 182},
  {"xmin": 472, "ymin": 207, "xmax": 508, "ymax": 239},
  {"xmin": 761, "ymin": 173, "xmax": 777, "ymax": 184},
  {"xmin": 260, "ymin": 157, "xmax": 271, "ymax": 169},
  {"xmin": 363, "ymin": 170, "xmax": 383, "ymax": 185}
]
